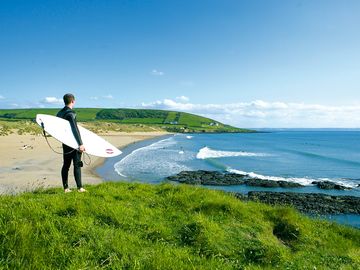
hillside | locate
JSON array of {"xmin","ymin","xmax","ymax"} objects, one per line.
[
  {"xmin": 0, "ymin": 108, "xmax": 253, "ymax": 133},
  {"xmin": 0, "ymin": 182, "xmax": 359, "ymax": 269}
]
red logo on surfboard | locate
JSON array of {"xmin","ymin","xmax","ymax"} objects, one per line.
[{"xmin": 106, "ymin": 149, "xmax": 114, "ymax": 154}]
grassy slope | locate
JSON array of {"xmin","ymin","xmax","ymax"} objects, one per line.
[
  {"xmin": 0, "ymin": 108, "xmax": 253, "ymax": 133},
  {"xmin": 0, "ymin": 182, "xmax": 359, "ymax": 269},
  {"xmin": 0, "ymin": 119, "xmax": 162, "ymax": 136}
]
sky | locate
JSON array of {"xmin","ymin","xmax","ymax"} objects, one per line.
[{"xmin": 0, "ymin": 0, "xmax": 360, "ymax": 128}]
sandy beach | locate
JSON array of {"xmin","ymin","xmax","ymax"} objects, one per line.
[{"xmin": 0, "ymin": 131, "xmax": 168, "ymax": 194}]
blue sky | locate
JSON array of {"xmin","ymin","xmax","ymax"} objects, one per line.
[{"xmin": 0, "ymin": 0, "xmax": 360, "ymax": 128}]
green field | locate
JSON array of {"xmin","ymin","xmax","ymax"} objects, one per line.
[
  {"xmin": 0, "ymin": 182, "xmax": 359, "ymax": 269},
  {"xmin": 178, "ymin": 112, "xmax": 213, "ymax": 126},
  {"xmin": 0, "ymin": 108, "xmax": 254, "ymax": 133},
  {"xmin": 120, "ymin": 118, "xmax": 165, "ymax": 124},
  {"xmin": 163, "ymin": 111, "xmax": 178, "ymax": 123}
]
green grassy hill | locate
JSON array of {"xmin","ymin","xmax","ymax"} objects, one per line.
[
  {"xmin": 0, "ymin": 108, "xmax": 253, "ymax": 133},
  {"xmin": 0, "ymin": 182, "xmax": 359, "ymax": 269}
]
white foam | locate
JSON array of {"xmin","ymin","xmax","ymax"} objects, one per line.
[
  {"xmin": 124, "ymin": 137, "xmax": 176, "ymax": 160},
  {"xmin": 227, "ymin": 168, "xmax": 358, "ymax": 188},
  {"xmin": 186, "ymin": 136, "xmax": 193, "ymax": 139},
  {"xmin": 114, "ymin": 137, "xmax": 176, "ymax": 176},
  {"xmin": 196, "ymin": 147, "xmax": 271, "ymax": 160},
  {"xmin": 144, "ymin": 136, "xmax": 177, "ymax": 150},
  {"xmin": 114, "ymin": 136, "xmax": 192, "ymax": 178}
]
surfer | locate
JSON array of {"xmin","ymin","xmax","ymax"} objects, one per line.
[{"xmin": 57, "ymin": 93, "xmax": 86, "ymax": 193}]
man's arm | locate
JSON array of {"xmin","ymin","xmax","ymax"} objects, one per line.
[{"xmin": 66, "ymin": 112, "xmax": 83, "ymax": 148}]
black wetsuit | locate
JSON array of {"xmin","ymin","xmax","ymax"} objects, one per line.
[{"xmin": 57, "ymin": 106, "xmax": 83, "ymax": 189}]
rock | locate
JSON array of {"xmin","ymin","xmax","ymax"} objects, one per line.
[
  {"xmin": 245, "ymin": 178, "xmax": 279, "ymax": 187},
  {"xmin": 166, "ymin": 170, "xmax": 304, "ymax": 187},
  {"xmin": 166, "ymin": 170, "xmax": 246, "ymax": 186},
  {"xmin": 245, "ymin": 179, "xmax": 303, "ymax": 188},
  {"xmin": 237, "ymin": 191, "xmax": 360, "ymax": 215},
  {"xmin": 167, "ymin": 171, "xmax": 355, "ymax": 191},
  {"xmin": 312, "ymin": 181, "xmax": 350, "ymax": 190}
]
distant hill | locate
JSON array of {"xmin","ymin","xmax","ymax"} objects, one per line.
[{"xmin": 0, "ymin": 108, "xmax": 254, "ymax": 133}]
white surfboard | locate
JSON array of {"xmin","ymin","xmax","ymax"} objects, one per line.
[{"xmin": 36, "ymin": 114, "xmax": 122, "ymax": 158}]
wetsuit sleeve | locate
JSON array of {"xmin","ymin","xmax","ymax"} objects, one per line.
[{"xmin": 66, "ymin": 112, "xmax": 83, "ymax": 146}]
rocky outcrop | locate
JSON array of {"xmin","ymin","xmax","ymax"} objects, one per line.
[
  {"xmin": 166, "ymin": 170, "xmax": 303, "ymax": 188},
  {"xmin": 245, "ymin": 179, "xmax": 303, "ymax": 188},
  {"xmin": 166, "ymin": 171, "xmax": 360, "ymax": 215},
  {"xmin": 166, "ymin": 170, "xmax": 246, "ymax": 186},
  {"xmin": 237, "ymin": 191, "xmax": 360, "ymax": 215},
  {"xmin": 166, "ymin": 171, "xmax": 354, "ymax": 190},
  {"xmin": 312, "ymin": 181, "xmax": 350, "ymax": 190}
]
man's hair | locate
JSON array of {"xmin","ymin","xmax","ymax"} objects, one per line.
[{"xmin": 63, "ymin": 93, "xmax": 75, "ymax": 105}]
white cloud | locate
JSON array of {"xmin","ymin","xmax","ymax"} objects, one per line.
[
  {"xmin": 0, "ymin": 95, "xmax": 5, "ymax": 99},
  {"xmin": 176, "ymin": 96, "xmax": 190, "ymax": 102},
  {"xmin": 41, "ymin": 97, "xmax": 63, "ymax": 105},
  {"xmin": 140, "ymin": 98, "xmax": 360, "ymax": 128},
  {"xmin": 90, "ymin": 96, "xmax": 98, "ymax": 100},
  {"xmin": 151, "ymin": 69, "xmax": 164, "ymax": 76}
]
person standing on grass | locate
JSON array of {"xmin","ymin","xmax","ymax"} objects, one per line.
[{"xmin": 56, "ymin": 93, "xmax": 86, "ymax": 193}]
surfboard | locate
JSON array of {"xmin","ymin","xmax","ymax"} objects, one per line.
[{"xmin": 36, "ymin": 114, "xmax": 122, "ymax": 158}]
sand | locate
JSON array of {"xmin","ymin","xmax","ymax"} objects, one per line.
[{"xmin": 0, "ymin": 131, "xmax": 169, "ymax": 194}]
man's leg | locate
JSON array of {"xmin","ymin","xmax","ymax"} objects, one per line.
[
  {"xmin": 61, "ymin": 145, "xmax": 74, "ymax": 189},
  {"xmin": 73, "ymin": 151, "xmax": 83, "ymax": 189}
]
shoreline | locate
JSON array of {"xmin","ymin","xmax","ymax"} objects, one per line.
[
  {"xmin": 95, "ymin": 133, "xmax": 175, "ymax": 181},
  {"xmin": 0, "ymin": 131, "xmax": 169, "ymax": 194},
  {"xmin": 88, "ymin": 133, "xmax": 173, "ymax": 181}
]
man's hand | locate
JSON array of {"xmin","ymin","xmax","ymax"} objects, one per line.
[{"xmin": 79, "ymin": 145, "xmax": 85, "ymax": 153}]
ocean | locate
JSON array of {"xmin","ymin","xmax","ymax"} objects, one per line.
[
  {"xmin": 98, "ymin": 131, "xmax": 360, "ymax": 195},
  {"xmin": 96, "ymin": 131, "xmax": 360, "ymax": 227}
]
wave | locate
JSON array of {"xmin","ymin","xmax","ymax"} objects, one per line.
[
  {"xmin": 141, "ymin": 136, "xmax": 178, "ymax": 150},
  {"xmin": 196, "ymin": 147, "xmax": 271, "ymax": 160},
  {"xmin": 114, "ymin": 136, "xmax": 192, "ymax": 179},
  {"xmin": 227, "ymin": 168, "xmax": 358, "ymax": 188},
  {"xmin": 280, "ymin": 148, "xmax": 360, "ymax": 166},
  {"xmin": 114, "ymin": 137, "xmax": 177, "ymax": 176}
]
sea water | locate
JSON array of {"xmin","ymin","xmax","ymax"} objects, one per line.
[
  {"xmin": 97, "ymin": 131, "xmax": 360, "ymax": 227},
  {"xmin": 100, "ymin": 132, "xmax": 360, "ymax": 194}
]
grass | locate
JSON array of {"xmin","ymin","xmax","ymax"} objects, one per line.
[
  {"xmin": 178, "ymin": 112, "xmax": 213, "ymax": 126},
  {"xmin": 0, "ymin": 119, "xmax": 163, "ymax": 136},
  {"xmin": 0, "ymin": 182, "xmax": 359, "ymax": 269},
  {"xmin": 164, "ymin": 111, "xmax": 178, "ymax": 123},
  {"xmin": 120, "ymin": 118, "xmax": 165, "ymax": 124},
  {"xmin": 0, "ymin": 120, "xmax": 42, "ymax": 136},
  {"xmin": 80, "ymin": 122, "xmax": 163, "ymax": 133}
]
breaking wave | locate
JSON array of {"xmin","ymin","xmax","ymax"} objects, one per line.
[
  {"xmin": 114, "ymin": 136, "xmax": 191, "ymax": 179},
  {"xmin": 227, "ymin": 168, "xmax": 358, "ymax": 188},
  {"xmin": 196, "ymin": 147, "xmax": 271, "ymax": 160}
]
